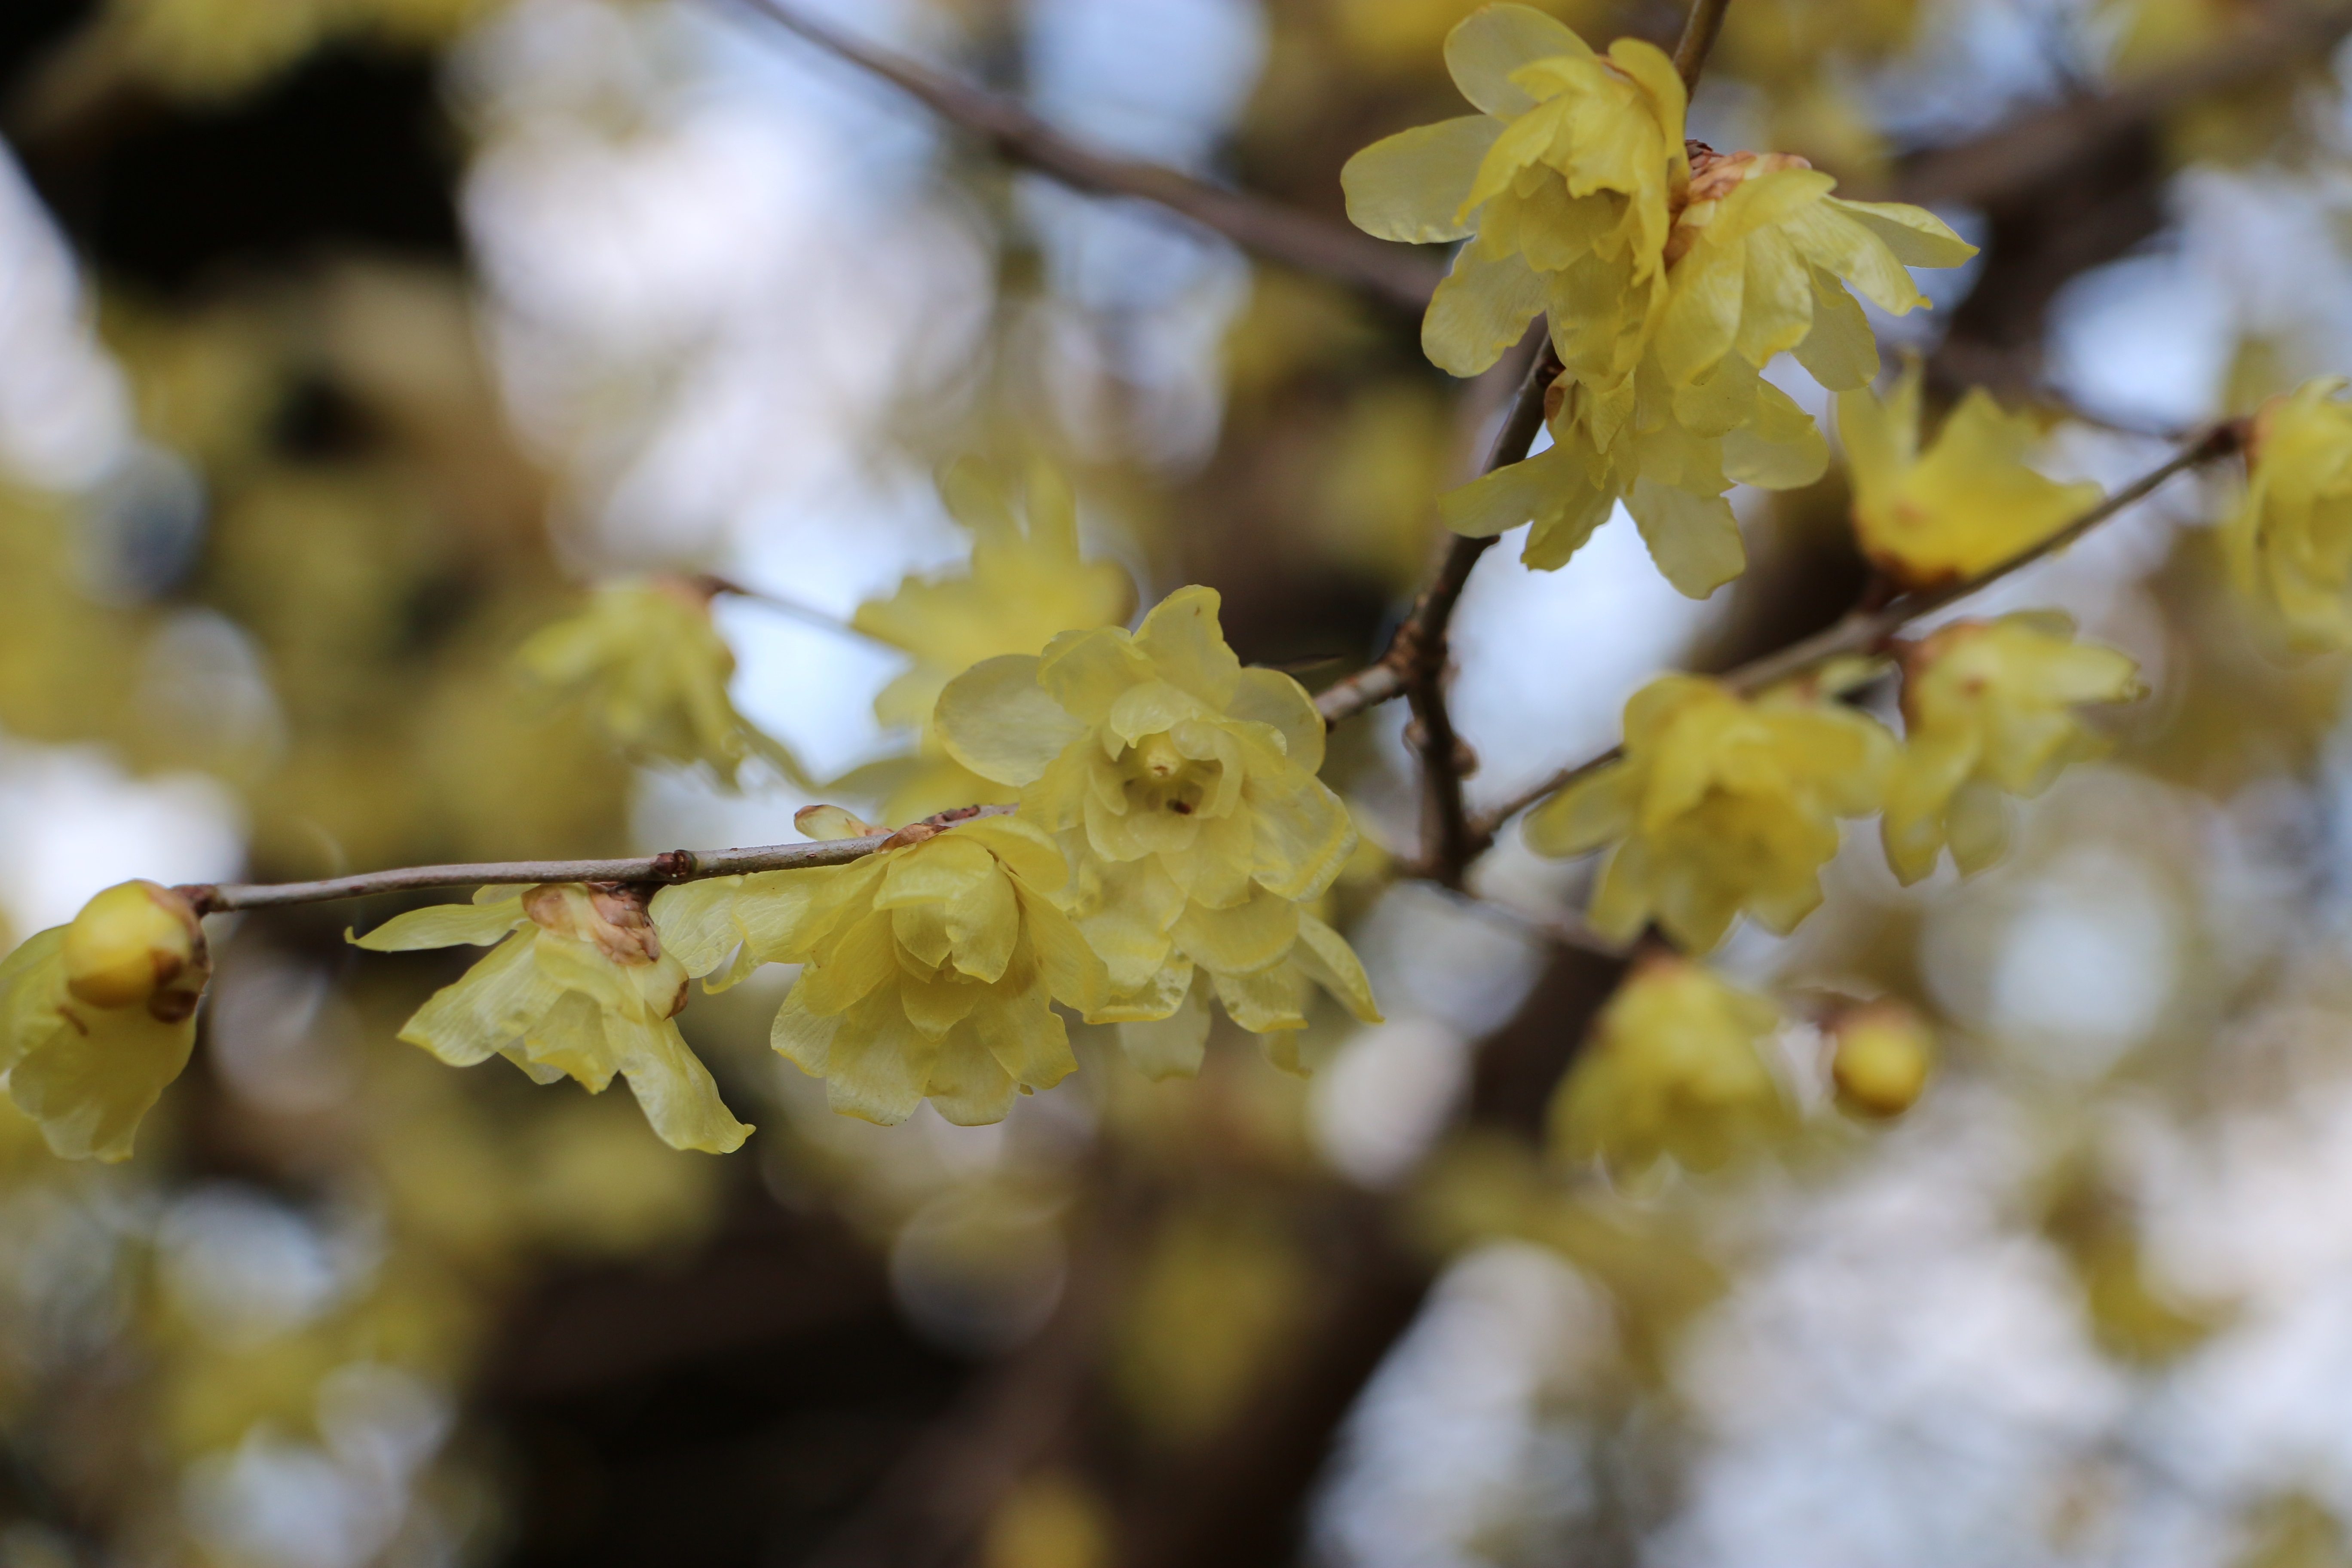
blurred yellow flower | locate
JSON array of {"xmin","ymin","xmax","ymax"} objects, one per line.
[
  {"xmin": 0, "ymin": 881, "xmax": 209, "ymax": 1161},
  {"xmin": 1528, "ymin": 674, "xmax": 1893, "ymax": 951},
  {"xmin": 852, "ymin": 457, "xmax": 1133, "ymax": 823},
  {"xmin": 1552, "ymin": 953, "xmax": 1787, "ymax": 1177},
  {"xmin": 1882, "ymin": 614, "xmax": 2141, "ymax": 883},
  {"xmin": 2226, "ymin": 377, "xmax": 2352, "ymax": 651},
  {"xmin": 936, "ymin": 587, "xmax": 1380, "ymax": 1076},
  {"xmin": 354, "ymin": 882, "xmax": 752, "ymax": 1154},
  {"xmin": 516, "ymin": 576, "xmax": 799, "ymax": 789},
  {"xmin": 654, "ymin": 810, "xmax": 1106, "ymax": 1126},
  {"xmin": 1346, "ymin": 7, "xmax": 1972, "ymax": 597},
  {"xmin": 1827, "ymin": 998, "xmax": 1934, "ymax": 1118},
  {"xmin": 1838, "ymin": 361, "xmax": 2102, "ymax": 589}
]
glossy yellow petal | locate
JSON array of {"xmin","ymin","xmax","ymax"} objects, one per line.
[
  {"xmin": 1343, "ymin": 116, "xmax": 1505, "ymax": 242},
  {"xmin": 352, "ymin": 897, "xmax": 527, "ymax": 951},
  {"xmin": 12, "ymin": 1000, "xmax": 196, "ymax": 1163},
  {"xmin": 1627, "ymin": 478, "xmax": 1745, "ymax": 598},
  {"xmin": 1291, "ymin": 914, "xmax": 1382, "ymax": 1024},
  {"xmin": 938, "ymin": 654, "xmax": 1084, "ymax": 786},
  {"xmin": 1424, "ymin": 244, "xmax": 1548, "ymax": 378},
  {"xmin": 1444, "ymin": 3, "xmax": 1590, "ymax": 117},
  {"xmin": 1212, "ymin": 962, "xmax": 1310, "ymax": 1035},
  {"xmin": 1118, "ymin": 972, "xmax": 1209, "ymax": 1080},
  {"xmin": 1173, "ymin": 887, "xmax": 1301, "ymax": 976},
  {"xmin": 1793, "ymin": 265, "xmax": 1879, "ymax": 391},
  {"xmin": 1822, "ymin": 197, "xmax": 1977, "ymax": 269},
  {"xmin": 923, "ymin": 1021, "xmax": 1021, "ymax": 1127},
  {"xmin": 1226, "ymin": 666, "xmax": 1326, "ymax": 774},
  {"xmin": 398, "ymin": 931, "xmax": 563, "ymax": 1067}
]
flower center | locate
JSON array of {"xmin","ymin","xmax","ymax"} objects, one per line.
[{"xmin": 1123, "ymin": 732, "xmax": 1212, "ymax": 816}]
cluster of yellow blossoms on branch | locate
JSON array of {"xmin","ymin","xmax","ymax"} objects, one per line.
[
  {"xmin": 1344, "ymin": 4, "xmax": 1976, "ymax": 596},
  {"xmin": 22, "ymin": 4, "xmax": 2352, "ymax": 1186}
]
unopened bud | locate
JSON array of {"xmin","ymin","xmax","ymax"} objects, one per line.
[
  {"xmin": 62, "ymin": 880, "xmax": 208, "ymax": 1017},
  {"xmin": 1829, "ymin": 1001, "xmax": 1933, "ymax": 1119}
]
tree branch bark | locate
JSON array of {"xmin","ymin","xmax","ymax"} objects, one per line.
[
  {"xmin": 177, "ymin": 805, "xmax": 1019, "ymax": 915},
  {"xmin": 722, "ymin": 0, "xmax": 1442, "ymax": 311}
]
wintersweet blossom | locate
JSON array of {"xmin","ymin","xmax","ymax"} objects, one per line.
[
  {"xmin": 2225, "ymin": 377, "xmax": 2352, "ymax": 650},
  {"xmin": 653, "ymin": 810, "xmax": 1106, "ymax": 1126},
  {"xmin": 851, "ymin": 457, "xmax": 1133, "ymax": 822},
  {"xmin": 517, "ymin": 576, "xmax": 798, "ymax": 788},
  {"xmin": 354, "ymin": 882, "xmax": 752, "ymax": 1154},
  {"xmin": 1827, "ymin": 999, "xmax": 1934, "ymax": 1119},
  {"xmin": 0, "ymin": 880, "xmax": 210, "ymax": 1161},
  {"xmin": 1527, "ymin": 674, "xmax": 1893, "ymax": 951},
  {"xmin": 935, "ymin": 587, "xmax": 1381, "ymax": 1076},
  {"xmin": 1837, "ymin": 362, "xmax": 2102, "ymax": 588},
  {"xmin": 1345, "ymin": 6, "xmax": 1974, "ymax": 596},
  {"xmin": 1882, "ymin": 615, "xmax": 2140, "ymax": 883},
  {"xmin": 1551, "ymin": 953, "xmax": 1787, "ymax": 1177}
]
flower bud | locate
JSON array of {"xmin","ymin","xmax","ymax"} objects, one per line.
[
  {"xmin": 62, "ymin": 880, "xmax": 208, "ymax": 1018},
  {"xmin": 1829, "ymin": 1001, "xmax": 1933, "ymax": 1119}
]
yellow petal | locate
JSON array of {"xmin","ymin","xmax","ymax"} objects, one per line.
[
  {"xmin": 1525, "ymin": 761, "xmax": 1637, "ymax": 857},
  {"xmin": 1626, "ymin": 478, "xmax": 1745, "ymax": 598},
  {"xmin": 12, "ymin": 998, "xmax": 196, "ymax": 1162},
  {"xmin": 924, "ymin": 1021, "xmax": 1021, "ymax": 1126},
  {"xmin": 352, "ymin": 897, "xmax": 527, "ymax": 951},
  {"xmin": 1227, "ymin": 666, "xmax": 1326, "ymax": 774},
  {"xmin": 1343, "ymin": 116, "xmax": 1504, "ymax": 242},
  {"xmin": 1118, "ymin": 972, "xmax": 1209, "ymax": 1079},
  {"xmin": 812, "ymin": 993, "xmax": 940, "ymax": 1125},
  {"xmin": 938, "ymin": 654, "xmax": 1084, "ymax": 786},
  {"xmin": 1291, "ymin": 914, "xmax": 1382, "ymax": 1024},
  {"xmin": 940, "ymin": 454, "xmax": 1019, "ymax": 542},
  {"xmin": 0, "ymin": 928, "xmax": 67, "ymax": 1072},
  {"xmin": 1212, "ymin": 963, "xmax": 1310, "ymax": 1034},
  {"xmin": 1792, "ymin": 266, "xmax": 1879, "ymax": 391},
  {"xmin": 398, "ymin": 931, "xmax": 563, "ymax": 1067},
  {"xmin": 1423, "ymin": 245, "xmax": 1547, "ymax": 378},
  {"xmin": 1444, "ymin": 3, "xmax": 1590, "ymax": 117},
  {"xmin": 600, "ymin": 1012, "xmax": 752, "ymax": 1153},
  {"xmin": 1173, "ymin": 888, "xmax": 1301, "ymax": 976},
  {"xmin": 1823, "ymin": 197, "xmax": 1978, "ymax": 269},
  {"xmin": 969, "ymin": 981, "xmax": 1078, "ymax": 1095}
]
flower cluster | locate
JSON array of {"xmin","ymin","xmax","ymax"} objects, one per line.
[
  {"xmin": 936, "ymin": 587, "xmax": 1381, "ymax": 1077},
  {"xmin": 1550, "ymin": 953, "xmax": 1788, "ymax": 1178},
  {"xmin": 1345, "ymin": 3, "xmax": 1975, "ymax": 595},
  {"xmin": 1838, "ymin": 361, "xmax": 2103, "ymax": 588},
  {"xmin": 1881, "ymin": 614, "xmax": 2141, "ymax": 884},
  {"xmin": 354, "ymin": 881, "xmax": 753, "ymax": 1154},
  {"xmin": 1528, "ymin": 675, "xmax": 1894, "ymax": 951},
  {"xmin": 850, "ymin": 457, "xmax": 1133, "ymax": 823},
  {"xmin": 2226, "ymin": 377, "xmax": 2352, "ymax": 650},
  {"xmin": 517, "ymin": 576, "xmax": 799, "ymax": 789},
  {"xmin": 655, "ymin": 810, "xmax": 1106, "ymax": 1126}
]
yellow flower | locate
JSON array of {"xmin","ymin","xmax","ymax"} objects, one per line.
[
  {"xmin": 1527, "ymin": 674, "xmax": 1893, "ymax": 951},
  {"xmin": 1551, "ymin": 953, "xmax": 1787, "ymax": 1177},
  {"xmin": 2225, "ymin": 378, "xmax": 2352, "ymax": 651},
  {"xmin": 517, "ymin": 576, "xmax": 799, "ymax": 788},
  {"xmin": 1838, "ymin": 361, "xmax": 2103, "ymax": 589},
  {"xmin": 1345, "ymin": 7, "xmax": 1973, "ymax": 597},
  {"xmin": 851, "ymin": 458, "xmax": 1133, "ymax": 823},
  {"xmin": 1827, "ymin": 998, "xmax": 1933, "ymax": 1118},
  {"xmin": 1882, "ymin": 614, "xmax": 2141, "ymax": 883},
  {"xmin": 354, "ymin": 882, "xmax": 752, "ymax": 1154},
  {"xmin": 653, "ymin": 810, "xmax": 1106, "ymax": 1126},
  {"xmin": 935, "ymin": 587, "xmax": 1381, "ymax": 1076},
  {"xmin": 0, "ymin": 881, "xmax": 209, "ymax": 1161},
  {"xmin": 1342, "ymin": 6, "xmax": 1687, "ymax": 382}
]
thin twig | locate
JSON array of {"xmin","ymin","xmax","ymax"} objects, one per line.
[
  {"xmin": 177, "ymin": 805, "xmax": 1020, "ymax": 915},
  {"xmin": 698, "ymin": 574, "xmax": 875, "ymax": 643},
  {"xmin": 1467, "ymin": 421, "xmax": 2245, "ymax": 839},
  {"xmin": 1671, "ymin": 0, "xmax": 1735, "ymax": 93},
  {"xmin": 721, "ymin": 0, "xmax": 1442, "ymax": 311},
  {"xmin": 1892, "ymin": 1, "xmax": 2352, "ymax": 206}
]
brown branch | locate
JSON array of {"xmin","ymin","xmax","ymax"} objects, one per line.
[
  {"xmin": 177, "ymin": 805, "xmax": 1019, "ymax": 915},
  {"xmin": 1467, "ymin": 420, "xmax": 2246, "ymax": 839},
  {"xmin": 1671, "ymin": 0, "xmax": 1735, "ymax": 93},
  {"xmin": 722, "ymin": 0, "xmax": 1441, "ymax": 311},
  {"xmin": 1893, "ymin": 2, "xmax": 2352, "ymax": 207}
]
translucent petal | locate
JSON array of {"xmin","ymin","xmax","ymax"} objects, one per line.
[
  {"xmin": 1227, "ymin": 667, "xmax": 1325, "ymax": 774},
  {"xmin": 1424, "ymin": 245, "xmax": 1547, "ymax": 378},
  {"xmin": 1213, "ymin": 963, "xmax": 1310, "ymax": 1034},
  {"xmin": 352, "ymin": 897, "xmax": 527, "ymax": 952},
  {"xmin": 1118, "ymin": 974, "xmax": 1209, "ymax": 1080},
  {"xmin": 649, "ymin": 876, "xmax": 747, "ymax": 979},
  {"xmin": 924, "ymin": 1021, "xmax": 1021, "ymax": 1126},
  {"xmin": 1290, "ymin": 914, "xmax": 1382, "ymax": 1024},
  {"xmin": 1174, "ymin": 888, "xmax": 1301, "ymax": 976},
  {"xmin": 12, "ymin": 999, "xmax": 196, "ymax": 1162},
  {"xmin": 1721, "ymin": 382, "xmax": 1829, "ymax": 491},
  {"xmin": 1445, "ymin": 3, "xmax": 1589, "ymax": 117},
  {"xmin": 1342, "ymin": 116, "xmax": 1504, "ymax": 242},
  {"xmin": 1792, "ymin": 266, "xmax": 1878, "ymax": 392},
  {"xmin": 1246, "ymin": 770, "xmax": 1356, "ymax": 902},
  {"xmin": 1135, "ymin": 586, "xmax": 1243, "ymax": 706},
  {"xmin": 938, "ymin": 655, "xmax": 1084, "ymax": 786},
  {"xmin": 1823, "ymin": 197, "xmax": 1978, "ymax": 268},
  {"xmin": 817, "ymin": 995, "xmax": 940, "ymax": 1125},
  {"xmin": 1525, "ymin": 763, "xmax": 1637, "ymax": 857},
  {"xmin": 1627, "ymin": 478, "xmax": 1746, "ymax": 598},
  {"xmin": 940, "ymin": 455, "xmax": 1018, "ymax": 542},
  {"xmin": 1020, "ymin": 890, "xmax": 1107, "ymax": 1015},
  {"xmin": 398, "ymin": 932, "xmax": 562, "ymax": 1067},
  {"xmin": 969, "ymin": 980, "xmax": 1078, "ymax": 1094},
  {"xmin": 600, "ymin": 1012, "xmax": 753, "ymax": 1153},
  {"xmin": 0, "ymin": 928, "xmax": 66, "ymax": 1072}
]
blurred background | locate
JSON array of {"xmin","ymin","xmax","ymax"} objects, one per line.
[{"xmin": 2, "ymin": 0, "xmax": 2352, "ymax": 1563}]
